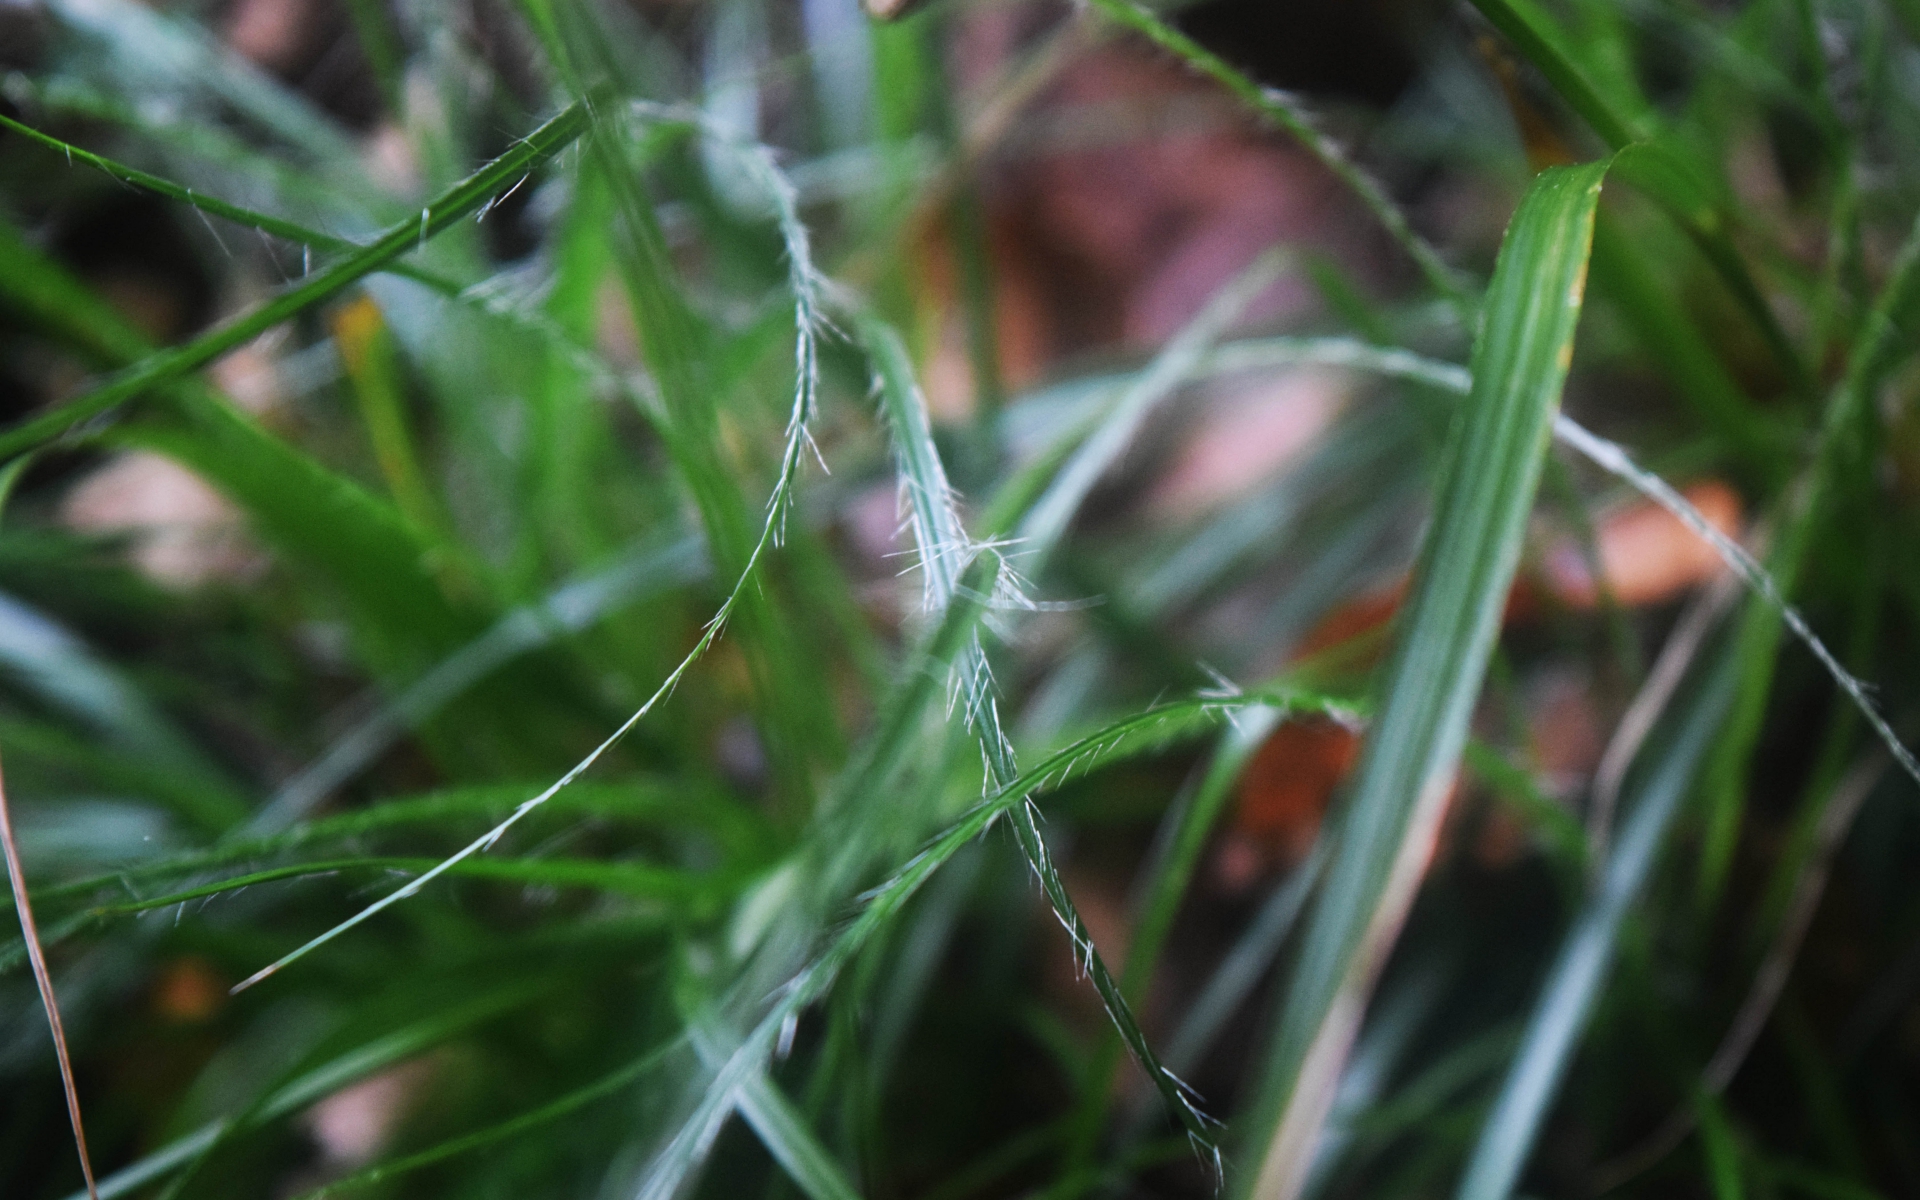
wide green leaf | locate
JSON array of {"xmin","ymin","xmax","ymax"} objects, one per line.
[{"xmin": 1238, "ymin": 159, "xmax": 1610, "ymax": 1200}]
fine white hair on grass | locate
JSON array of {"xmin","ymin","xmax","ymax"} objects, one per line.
[
  {"xmin": 1552, "ymin": 415, "xmax": 1920, "ymax": 793},
  {"xmin": 631, "ymin": 691, "xmax": 1295, "ymax": 1200},
  {"xmin": 1221, "ymin": 336, "xmax": 1920, "ymax": 799},
  {"xmin": 232, "ymin": 104, "xmax": 830, "ymax": 994},
  {"xmin": 857, "ymin": 305, "xmax": 1226, "ymax": 1157}
]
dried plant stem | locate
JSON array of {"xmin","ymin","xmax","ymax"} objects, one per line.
[
  {"xmin": 1586, "ymin": 573, "xmax": 1743, "ymax": 867},
  {"xmin": 0, "ymin": 752, "xmax": 100, "ymax": 1200}
]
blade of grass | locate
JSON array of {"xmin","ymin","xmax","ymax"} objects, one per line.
[
  {"xmin": 1697, "ymin": 1091, "xmax": 1748, "ymax": 1200},
  {"xmin": 1240, "ymin": 159, "xmax": 1610, "ymax": 1200},
  {"xmin": 729, "ymin": 1054, "xmax": 867, "ymax": 1200},
  {"xmin": 0, "ymin": 121, "xmax": 636, "ymax": 440},
  {"xmin": 632, "ymin": 684, "xmax": 1355, "ymax": 1200},
  {"xmin": 0, "ymin": 99, "xmax": 591, "ymax": 459},
  {"xmin": 1077, "ymin": 0, "xmax": 1473, "ymax": 315},
  {"xmin": 1695, "ymin": 207, "xmax": 1920, "ymax": 910},
  {"xmin": 288, "ymin": 1036, "xmax": 687, "ymax": 1200},
  {"xmin": 1062, "ymin": 705, "xmax": 1285, "ymax": 1168},
  {"xmin": 8, "ymin": 779, "xmax": 764, "ymax": 916},
  {"xmin": 248, "ymin": 535, "xmax": 706, "ymax": 833},
  {"xmin": 3, "ymin": 854, "xmax": 718, "ymax": 968},
  {"xmin": 1465, "ymin": 0, "xmax": 1810, "ymax": 394},
  {"xmin": 1454, "ymin": 645, "xmax": 1739, "ymax": 1200},
  {"xmin": 1555, "ymin": 417, "xmax": 1920, "ymax": 796},
  {"xmin": 1027, "ymin": 325, "xmax": 1920, "ymax": 814},
  {"xmin": 232, "ymin": 101, "xmax": 846, "ymax": 986}
]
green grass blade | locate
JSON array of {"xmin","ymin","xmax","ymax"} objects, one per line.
[
  {"xmin": 0, "ymin": 111, "xmax": 362, "ymax": 253},
  {"xmin": 1454, "ymin": 648, "xmax": 1738, "ymax": 1200},
  {"xmin": 229, "ymin": 105, "xmax": 841, "ymax": 980},
  {"xmin": 122, "ymin": 392, "xmax": 491, "ymax": 680},
  {"xmin": 0, "ymin": 100, "xmax": 591, "ymax": 458},
  {"xmin": 1466, "ymin": 0, "xmax": 1645, "ymax": 148},
  {"xmin": 0, "ymin": 111, "xmax": 633, "ymax": 409},
  {"xmin": 8, "ymin": 779, "xmax": 765, "ymax": 914},
  {"xmin": 0, "ymin": 214, "xmax": 506, "ymax": 694},
  {"xmin": 70, "ymin": 853, "xmax": 724, "ymax": 920},
  {"xmin": 632, "ymin": 685, "xmax": 1354, "ymax": 1200},
  {"xmin": 1466, "ymin": 0, "xmax": 1808, "ymax": 392},
  {"xmin": 1555, "ymin": 417, "xmax": 1920, "ymax": 797},
  {"xmin": 860, "ymin": 316, "xmax": 970, "ymax": 608},
  {"xmin": 249, "ymin": 536, "xmax": 706, "ymax": 833},
  {"xmin": 1077, "ymin": 0, "xmax": 1472, "ymax": 313},
  {"xmin": 1695, "ymin": 208, "xmax": 1920, "ymax": 909},
  {"xmin": 0, "ymin": 591, "xmax": 245, "ymax": 830},
  {"xmin": 1015, "ymin": 248, "xmax": 1288, "ymax": 571},
  {"xmin": 288, "ymin": 1037, "xmax": 686, "ymax": 1200},
  {"xmin": 1064, "ymin": 706, "xmax": 1285, "ymax": 1165},
  {"xmin": 1240, "ymin": 159, "xmax": 1610, "ymax": 1200},
  {"xmin": 736, "ymin": 1070, "xmax": 866, "ymax": 1200}
]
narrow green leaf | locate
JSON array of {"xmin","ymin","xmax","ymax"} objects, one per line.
[
  {"xmin": 1698, "ymin": 1092, "xmax": 1749, "ymax": 1200},
  {"xmin": 0, "ymin": 100, "xmax": 591, "ymax": 458},
  {"xmin": 1467, "ymin": 0, "xmax": 1809, "ymax": 393},
  {"xmin": 1240, "ymin": 159, "xmax": 1610, "ymax": 1200},
  {"xmin": 1064, "ymin": 706, "xmax": 1285, "ymax": 1166},
  {"xmin": 1466, "ymin": 0, "xmax": 1645, "ymax": 148},
  {"xmin": 1455, "ymin": 648, "xmax": 1737, "ymax": 1200},
  {"xmin": 1078, "ymin": 0, "xmax": 1472, "ymax": 313},
  {"xmin": 287, "ymin": 1037, "xmax": 685, "ymax": 1200},
  {"xmin": 736, "ymin": 1069, "xmax": 866, "ymax": 1200},
  {"xmin": 632, "ymin": 686, "xmax": 1355, "ymax": 1200},
  {"xmin": 1696, "ymin": 208, "xmax": 1920, "ymax": 910}
]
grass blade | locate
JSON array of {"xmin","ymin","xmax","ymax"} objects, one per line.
[
  {"xmin": 0, "ymin": 100, "xmax": 591, "ymax": 458},
  {"xmin": 1454, "ymin": 644, "xmax": 1739, "ymax": 1200},
  {"xmin": 1078, "ymin": 0, "xmax": 1472, "ymax": 313},
  {"xmin": 633, "ymin": 684, "xmax": 1355, "ymax": 1200},
  {"xmin": 1015, "ymin": 248, "xmax": 1288, "ymax": 571},
  {"xmin": 289, "ymin": 1036, "xmax": 683, "ymax": 1200},
  {"xmin": 1696, "ymin": 208, "xmax": 1920, "ymax": 909},
  {"xmin": 1239, "ymin": 159, "xmax": 1610, "ymax": 1200},
  {"xmin": 248, "ymin": 536, "xmax": 706, "ymax": 833},
  {"xmin": 231, "ymin": 103, "xmax": 839, "ymax": 988},
  {"xmin": 737, "ymin": 1069, "xmax": 865, "ymax": 1200},
  {"xmin": 1466, "ymin": 0, "xmax": 1808, "ymax": 392},
  {"xmin": 1064, "ymin": 706, "xmax": 1285, "ymax": 1165}
]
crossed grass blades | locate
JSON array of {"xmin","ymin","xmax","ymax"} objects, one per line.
[{"xmin": 3, "ymin": 1, "xmax": 1920, "ymax": 1199}]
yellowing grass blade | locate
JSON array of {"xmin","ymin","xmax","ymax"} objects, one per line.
[{"xmin": 1237, "ymin": 159, "xmax": 1611, "ymax": 1200}]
